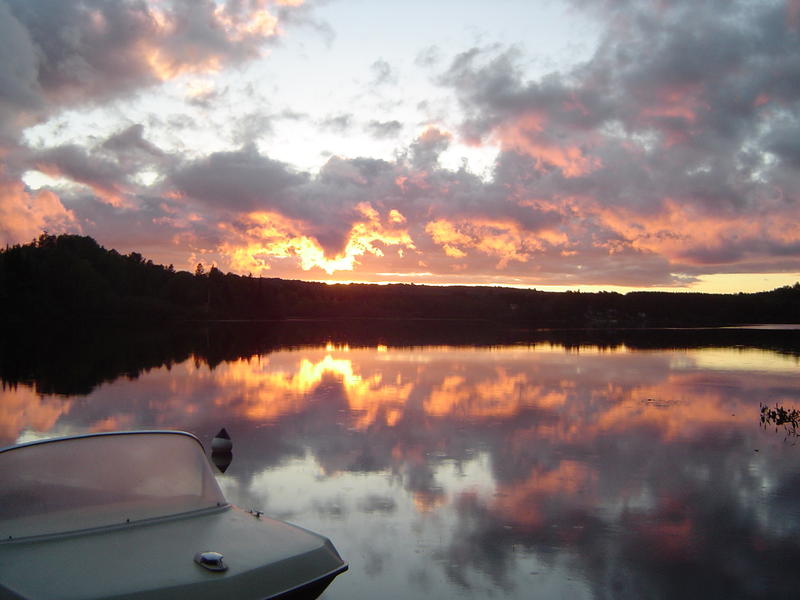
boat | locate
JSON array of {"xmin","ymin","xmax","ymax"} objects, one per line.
[{"xmin": 0, "ymin": 430, "xmax": 347, "ymax": 599}]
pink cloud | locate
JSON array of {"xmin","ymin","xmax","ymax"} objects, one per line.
[
  {"xmin": 495, "ymin": 114, "xmax": 602, "ymax": 178},
  {"xmin": 0, "ymin": 170, "xmax": 79, "ymax": 246}
]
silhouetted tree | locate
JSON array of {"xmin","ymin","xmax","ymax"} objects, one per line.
[{"xmin": 1, "ymin": 234, "xmax": 798, "ymax": 326}]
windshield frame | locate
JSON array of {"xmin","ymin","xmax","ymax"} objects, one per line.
[
  {"xmin": 0, "ymin": 429, "xmax": 205, "ymax": 454},
  {"xmin": 0, "ymin": 430, "xmax": 229, "ymax": 541}
]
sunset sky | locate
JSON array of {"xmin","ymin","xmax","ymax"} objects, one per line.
[{"xmin": 2, "ymin": 0, "xmax": 799, "ymax": 292}]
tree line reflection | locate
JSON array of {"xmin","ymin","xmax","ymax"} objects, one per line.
[{"xmin": 2, "ymin": 320, "xmax": 798, "ymax": 397}]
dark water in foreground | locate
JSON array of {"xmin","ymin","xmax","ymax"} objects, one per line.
[{"xmin": 2, "ymin": 325, "xmax": 800, "ymax": 599}]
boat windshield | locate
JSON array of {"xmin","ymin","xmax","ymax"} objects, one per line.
[{"xmin": 0, "ymin": 432, "xmax": 227, "ymax": 539}]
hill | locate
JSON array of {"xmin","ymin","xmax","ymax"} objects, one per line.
[{"xmin": 1, "ymin": 233, "xmax": 798, "ymax": 327}]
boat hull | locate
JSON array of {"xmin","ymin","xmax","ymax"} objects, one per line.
[{"xmin": 0, "ymin": 506, "xmax": 346, "ymax": 600}]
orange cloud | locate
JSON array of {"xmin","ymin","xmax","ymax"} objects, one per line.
[
  {"xmin": 174, "ymin": 352, "xmax": 413, "ymax": 430},
  {"xmin": 593, "ymin": 199, "xmax": 800, "ymax": 265},
  {"xmin": 425, "ymin": 369, "xmax": 568, "ymax": 418},
  {"xmin": 425, "ymin": 219, "xmax": 472, "ymax": 258},
  {"xmin": 219, "ymin": 204, "xmax": 416, "ymax": 275},
  {"xmin": 0, "ymin": 174, "xmax": 78, "ymax": 246},
  {"xmin": 139, "ymin": 0, "xmax": 291, "ymax": 83},
  {"xmin": 588, "ymin": 378, "xmax": 744, "ymax": 441},
  {"xmin": 213, "ymin": 4, "xmax": 280, "ymax": 42},
  {"xmin": 388, "ymin": 209, "xmax": 406, "ymax": 224},
  {"xmin": 425, "ymin": 218, "xmax": 561, "ymax": 268},
  {"xmin": 209, "ymin": 355, "xmax": 347, "ymax": 421},
  {"xmin": 0, "ymin": 386, "xmax": 73, "ymax": 441},
  {"xmin": 183, "ymin": 348, "xmax": 581, "ymax": 432},
  {"xmin": 143, "ymin": 47, "xmax": 223, "ymax": 82}
]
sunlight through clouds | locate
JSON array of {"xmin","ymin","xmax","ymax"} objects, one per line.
[{"xmin": 1, "ymin": 0, "xmax": 799, "ymax": 291}]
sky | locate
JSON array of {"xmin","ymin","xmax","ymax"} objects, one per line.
[{"xmin": 1, "ymin": 0, "xmax": 799, "ymax": 293}]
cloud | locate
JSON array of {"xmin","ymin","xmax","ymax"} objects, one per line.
[
  {"xmin": 0, "ymin": 1, "xmax": 43, "ymax": 143},
  {"xmin": 231, "ymin": 111, "xmax": 276, "ymax": 145},
  {"xmin": 436, "ymin": 0, "xmax": 800, "ymax": 278},
  {"xmin": 767, "ymin": 119, "xmax": 800, "ymax": 168},
  {"xmin": 22, "ymin": 123, "xmax": 173, "ymax": 207},
  {"xmin": 45, "ymin": 126, "xmax": 672, "ymax": 285},
  {"xmin": 168, "ymin": 146, "xmax": 415, "ymax": 260},
  {"xmin": 408, "ymin": 126, "xmax": 452, "ymax": 169},
  {"xmin": 365, "ymin": 120, "xmax": 403, "ymax": 139},
  {"xmin": 159, "ymin": 131, "xmax": 632, "ymax": 283},
  {"xmin": 102, "ymin": 124, "xmax": 165, "ymax": 159},
  {"xmin": 370, "ymin": 58, "xmax": 397, "ymax": 86},
  {"xmin": 3, "ymin": 0, "xmax": 798, "ymax": 288},
  {"xmin": 169, "ymin": 143, "xmax": 308, "ymax": 212},
  {"xmin": 415, "ymin": 45, "xmax": 442, "ymax": 68},
  {"xmin": 0, "ymin": 0, "xmax": 306, "ymax": 137},
  {"xmin": 32, "ymin": 145, "xmax": 130, "ymax": 201},
  {"xmin": 0, "ymin": 168, "xmax": 79, "ymax": 246},
  {"xmin": 0, "ymin": 0, "xmax": 311, "ymax": 254},
  {"xmin": 319, "ymin": 113, "xmax": 354, "ymax": 133}
]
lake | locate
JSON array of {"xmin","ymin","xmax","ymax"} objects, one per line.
[{"xmin": 2, "ymin": 324, "xmax": 800, "ymax": 599}]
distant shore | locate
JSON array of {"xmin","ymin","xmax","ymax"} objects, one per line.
[{"xmin": 2, "ymin": 234, "xmax": 799, "ymax": 328}]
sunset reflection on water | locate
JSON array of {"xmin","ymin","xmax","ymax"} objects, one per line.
[{"xmin": 3, "ymin": 342, "xmax": 800, "ymax": 598}]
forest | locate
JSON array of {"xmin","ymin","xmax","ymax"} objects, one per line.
[{"xmin": 1, "ymin": 233, "xmax": 798, "ymax": 327}]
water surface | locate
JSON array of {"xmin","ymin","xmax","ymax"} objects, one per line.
[{"xmin": 3, "ymin": 333, "xmax": 800, "ymax": 599}]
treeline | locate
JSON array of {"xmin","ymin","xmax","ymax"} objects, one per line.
[
  {"xmin": 1, "ymin": 233, "xmax": 799, "ymax": 327},
  {"xmin": 0, "ymin": 234, "xmax": 282, "ymax": 321}
]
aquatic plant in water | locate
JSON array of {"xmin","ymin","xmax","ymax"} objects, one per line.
[{"xmin": 760, "ymin": 403, "xmax": 800, "ymax": 436}]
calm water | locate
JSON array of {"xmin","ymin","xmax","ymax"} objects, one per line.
[{"xmin": 3, "ymin": 332, "xmax": 800, "ymax": 599}]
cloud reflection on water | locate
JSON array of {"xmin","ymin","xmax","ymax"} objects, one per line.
[{"xmin": 3, "ymin": 343, "xmax": 800, "ymax": 598}]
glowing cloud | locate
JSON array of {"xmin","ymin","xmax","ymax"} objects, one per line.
[
  {"xmin": 219, "ymin": 204, "xmax": 416, "ymax": 275},
  {"xmin": 1, "ymin": 0, "xmax": 798, "ymax": 291},
  {"xmin": 0, "ymin": 171, "xmax": 78, "ymax": 246},
  {"xmin": 426, "ymin": 218, "xmax": 556, "ymax": 268}
]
